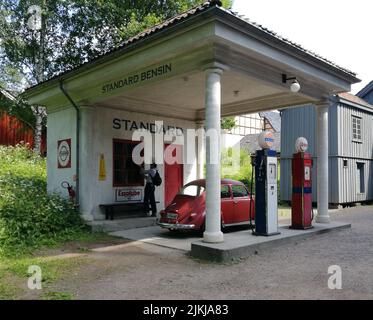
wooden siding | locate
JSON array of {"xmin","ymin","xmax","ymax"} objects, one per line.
[
  {"xmin": 0, "ymin": 111, "xmax": 46, "ymax": 153},
  {"xmin": 280, "ymin": 102, "xmax": 373, "ymax": 204}
]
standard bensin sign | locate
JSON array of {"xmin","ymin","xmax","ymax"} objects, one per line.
[{"xmin": 102, "ymin": 63, "xmax": 172, "ymax": 94}]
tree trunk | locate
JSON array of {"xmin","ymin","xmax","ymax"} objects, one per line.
[
  {"xmin": 33, "ymin": 1, "xmax": 46, "ymax": 154},
  {"xmin": 33, "ymin": 106, "xmax": 43, "ymax": 154}
]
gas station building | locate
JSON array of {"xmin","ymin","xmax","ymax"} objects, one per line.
[{"xmin": 23, "ymin": 1, "xmax": 360, "ymax": 244}]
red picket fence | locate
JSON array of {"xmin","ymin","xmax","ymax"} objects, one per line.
[{"xmin": 0, "ymin": 110, "xmax": 46, "ymax": 154}]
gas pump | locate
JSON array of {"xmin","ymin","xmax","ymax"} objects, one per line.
[
  {"xmin": 290, "ymin": 137, "xmax": 313, "ymax": 229},
  {"xmin": 253, "ymin": 131, "xmax": 280, "ymax": 236}
]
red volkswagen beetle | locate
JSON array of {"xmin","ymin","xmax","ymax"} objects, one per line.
[{"xmin": 157, "ymin": 179, "xmax": 255, "ymax": 232}]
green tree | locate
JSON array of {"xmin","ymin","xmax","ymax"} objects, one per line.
[{"xmin": 0, "ymin": 0, "xmax": 233, "ymax": 153}]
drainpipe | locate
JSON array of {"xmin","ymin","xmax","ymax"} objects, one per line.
[{"xmin": 59, "ymin": 80, "xmax": 80, "ymax": 208}]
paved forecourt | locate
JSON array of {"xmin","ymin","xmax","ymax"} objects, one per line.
[{"xmin": 110, "ymin": 222, "xmax": 351, "ymax": 262}]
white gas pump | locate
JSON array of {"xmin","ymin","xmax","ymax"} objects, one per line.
[{"xmin": 253, "ymin": 131, "xmax": 280, "ymax": 236}]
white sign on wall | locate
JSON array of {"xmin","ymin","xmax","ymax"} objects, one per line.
[
  {"xmin": 57, "ymin": 138, "xmax": 71, "ymax": 169},
  {"xmin": 115, "ymin": 188, "xmax": 143, "ymax": 202}
]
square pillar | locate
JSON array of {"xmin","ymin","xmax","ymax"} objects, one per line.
[{"xmin": 316, "ymin": 101, "xmax": 330, "ymax": 223}]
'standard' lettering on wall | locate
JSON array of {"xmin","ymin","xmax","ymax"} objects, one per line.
[
  {"xmin": 113, "ymin": 118, "xmax": 183, "ymax": 135},
  {"xmin": 102, "ymin": 63, "xmax": 172, "ymax": 94}
]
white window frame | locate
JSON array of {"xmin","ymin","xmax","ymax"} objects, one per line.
[{"xmin": 352, "ymin": 115, "xmax": 362, "ymax": 142}]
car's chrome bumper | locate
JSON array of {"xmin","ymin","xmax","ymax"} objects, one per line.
[{"xmin": 157, "ymin": 221, "xmax": 196, "ymax": 230}]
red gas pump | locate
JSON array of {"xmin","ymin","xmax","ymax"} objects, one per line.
[{"xmin": 291, "ymin": 137, "xmax": 313, "ymax": 229}]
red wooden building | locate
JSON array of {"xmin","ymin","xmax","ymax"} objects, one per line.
[{"xmin": 0, "ymin": 89, "xmax": 46, "ymax": 153}]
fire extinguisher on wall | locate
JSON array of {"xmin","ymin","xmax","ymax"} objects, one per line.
[{"xmin": 61, "ymin": 181, "xmax": 76, "ymax": 206}]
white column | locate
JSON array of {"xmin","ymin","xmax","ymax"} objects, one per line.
[
  {"xmin": 203, "ymin": 67, "xmax": 224, "ymax": 243},
  {"xmin": 196, "ymin": 120, "xmax": 205, "ymax": 179},
  {"xmin": 316, "ymin": 102, "xmax": 330, "ymax": 223},
  {"xmin": 79, "ymin": 105, "xmax": 95, "ymax": 221}
]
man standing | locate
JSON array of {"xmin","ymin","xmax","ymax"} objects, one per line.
[{"xmin": 142, "ymin": 163, "xmax": 158, "ymax": 217}]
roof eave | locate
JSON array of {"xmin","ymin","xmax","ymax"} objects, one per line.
[
  {"xmin": 336, "ymin": 96, "xmax": 373, "ymax": 113},
  {"xmin": 213, "ymin": 9, "xmax": 360, "ymax": 85}
]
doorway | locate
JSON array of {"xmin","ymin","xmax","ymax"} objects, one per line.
[{"xmin": 164, "ymin": 144, "xmax": 184, "ymax": 207}]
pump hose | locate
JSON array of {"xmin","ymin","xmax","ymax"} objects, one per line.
[
  {"xmin": 249, "ymin": 159, "xmax": 255, "ymax": 232},
  {"xmin": 311, "ymin": 204, "xmax": 315, "ymax": 221}
]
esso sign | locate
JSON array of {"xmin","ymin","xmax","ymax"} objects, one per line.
[
  {"xmin": 295, "ymin": 137, "xmax": 308, "ymax": 153},
  {"xmin": 258, "ymin": 131, "xmax": 274, "ymax": 149}
]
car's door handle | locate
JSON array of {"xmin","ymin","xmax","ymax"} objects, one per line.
[{"xmin": 233, "ymin": 200, "xmax": 238, "ymax": 204}]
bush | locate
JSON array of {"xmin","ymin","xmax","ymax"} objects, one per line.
[
  {"xmin": 221, "ymin": 147, "xmax": 280, "ymax": 194},
  {"xmin": 221, "ymin": 148, "xmax": 255, "ymax": 190},
  {"xmin": 0, "ymin": 144, "xmax": 84, "ymax": 256}
]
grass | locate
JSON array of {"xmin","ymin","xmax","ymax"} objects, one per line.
[
  {"xmin": 41, "ymin": 291, "xmax": 74, "ymax": 300},
  {"xmin": 0, "ymin": 144, "xmax": 123, "ymax": 299},
  {"xmin": 0, "ymin": 256, "xmax": 82, "ymax": 300},
  {"xmin": 0, "ymin": 144, "xmax": 89, "ymax": 257},
  {"xmin": 0, "ymin": 231, "xmax": 121, "ymax": 300}
]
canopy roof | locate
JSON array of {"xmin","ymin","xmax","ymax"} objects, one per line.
[{"xmin": 23, "ymin": 1, "xmax": 360, "ymax": 120}]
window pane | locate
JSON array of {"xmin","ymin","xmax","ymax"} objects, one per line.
[
  {"xmin": 180, "ymin": 185, "xmax": 205, "ymax": 197},
  {"xmin": 357, "ymin": 163, "xmax": 365, "ymax": 193},
  {"xmin": 113, "ymin": 140, "xmax": 144, "ymax": 186},
  {"xmin": 232, "ymin": 185, "xmax": 248, "ymax": 197},
  {"xmin": 221, "ymin": 185, "xmax": 231, "ymax": 198},
  {"xmin": 352, "ymin": 116, "xmax": 362, "ymax": 141}
]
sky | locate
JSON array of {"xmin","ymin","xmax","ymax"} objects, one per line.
[{"xmin": 232, "ymin": 0, "xmax": 372, "ymax": 94}]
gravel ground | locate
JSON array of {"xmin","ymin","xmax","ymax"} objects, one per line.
[{"xmin": 52, "ymin": 205, "xmax": 373, "ymax": 300}]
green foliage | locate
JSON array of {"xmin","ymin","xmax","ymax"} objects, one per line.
[
  {"xmin": 1, "ymin": 0, "xmax": 234, "ymax": 145},
  {"xmin": 221, "ymin": 147, "xmax": 281, "ymax": 195},
  {"xmin": 0, "ymin": 144, "xmax": 85, "ymax": 256},
  {"xmin": 221, "ymin": 116, "xmax": 236, "ymax": 130},
  {"xmin": 221, "ymin": 148, "xmax": 254, "ymax": 188},
  {"xmin": 0, "ymin": 0, "xmax": 231, "ymax": 87}
]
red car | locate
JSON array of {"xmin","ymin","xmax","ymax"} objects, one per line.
[{"xmin": 157, "ymin": 179, "xmax": 255, "ymax": 232}]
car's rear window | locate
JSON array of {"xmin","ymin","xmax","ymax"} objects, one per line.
[{"xmin": 179, "ymin": 185, "xmax": 205, "ymax": 197}]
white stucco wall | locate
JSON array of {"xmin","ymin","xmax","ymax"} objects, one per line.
[
  {"xmin": 47, "ymin": 105, "xmax": 198, "ymax": 221},
  {"xmin": 46, "ymin": 107, "xmax": 77, "ymax": 197}
]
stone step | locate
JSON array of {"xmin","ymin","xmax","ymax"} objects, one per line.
[{"xmin": 87, "ymin": 216, "xmax": 157, "ymax": 232}]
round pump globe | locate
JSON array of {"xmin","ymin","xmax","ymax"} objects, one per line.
[
  {"xmin": 258, "ymin": 131, "xmax": 274, "ymax": 149},
  {"xmin": 295, "ymin": 137, "xmax": 309, "ymax": 153},
  {"xmin": 290, "ymin": 80, "xmax": 301, "ymax": 93}
]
